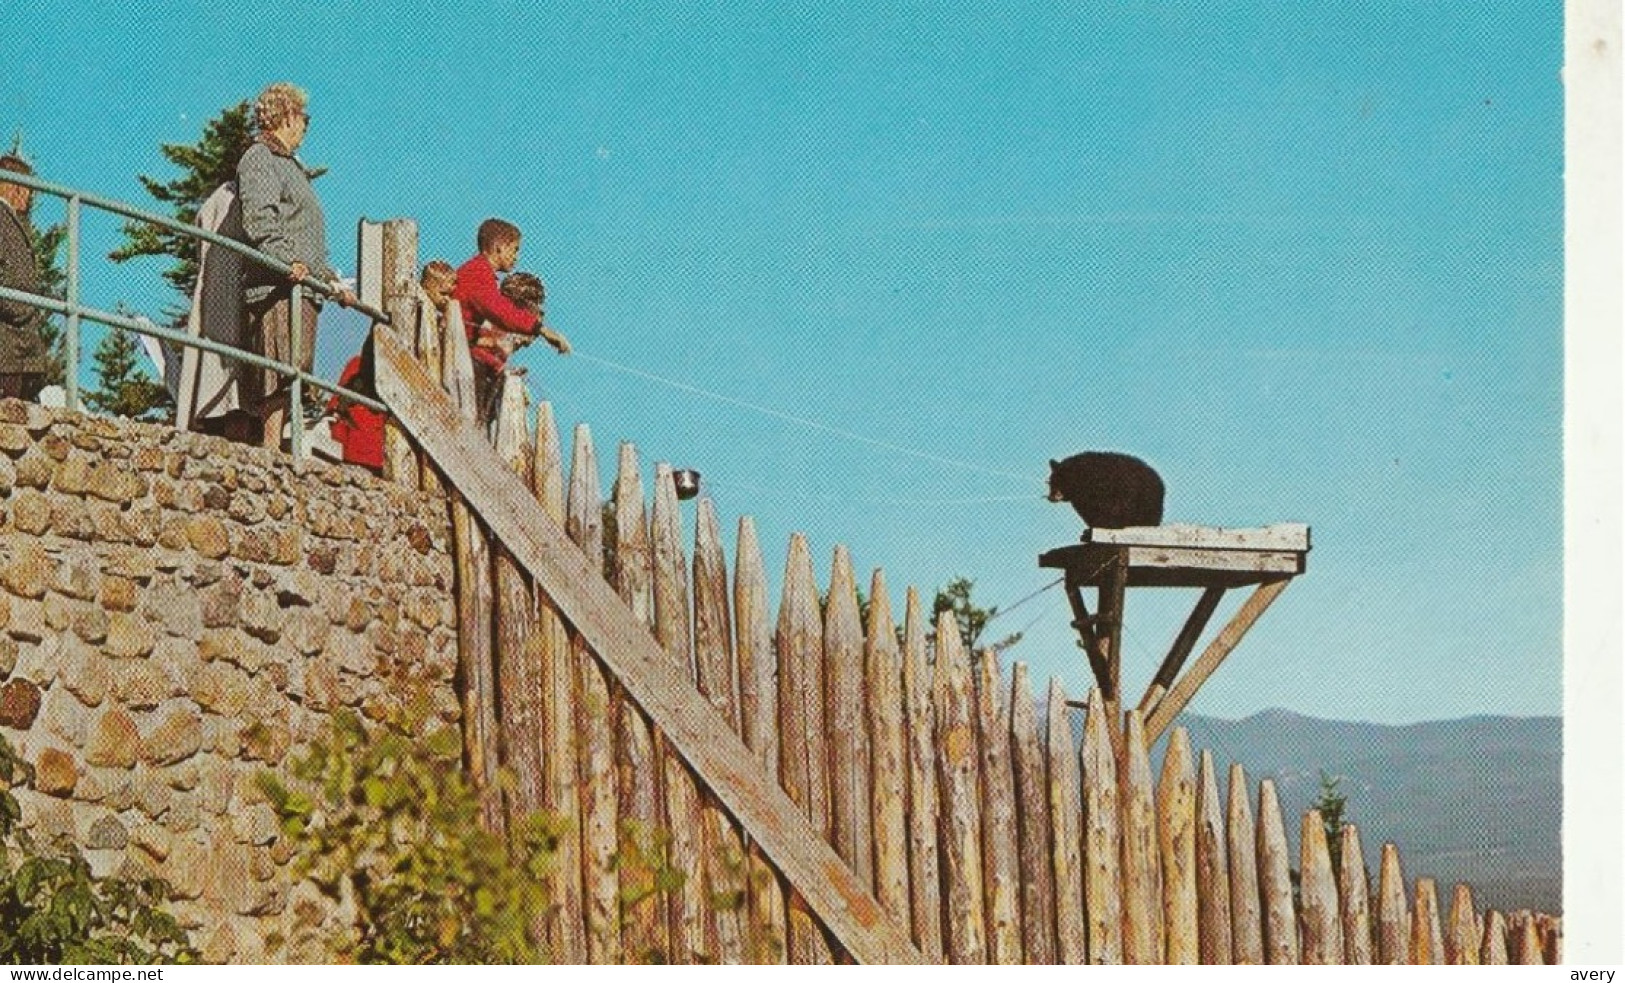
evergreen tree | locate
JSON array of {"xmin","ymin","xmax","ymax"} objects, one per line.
[
  {"xmin": 26, "ymin": 212, "xmax": 67, "ymax": 387},
  {"xmin": 109, "ymin": 100, "xmax": 254, "ymax": 313},
  {"xmin": 931, "ymin": 576, "xmax": 1024, "ymax": 657},
  {"xmin": 83, "ymin": 320, "xmax": 172, "ymax": 421}
]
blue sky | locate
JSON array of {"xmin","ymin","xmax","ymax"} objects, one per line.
[{"xmin": 4, "ymin": 2, "xmax": 1565, "ymax": 724}]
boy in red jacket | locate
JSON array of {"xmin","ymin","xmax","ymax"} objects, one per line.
[{"xmin": 453, "ymin": 218, "xmax": 570, "ymax": 426}]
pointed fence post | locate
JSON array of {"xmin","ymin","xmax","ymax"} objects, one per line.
[
  {"xmin": 564, "ymin": 421, "xmax": 616, "ymax": 963},
  {"xmin": 865, "ymin": 570, "xmax": 910, "ymax": 935},
  {"xmin": 1010, "ymin": 664, "xmax": 1057, "ymax": 964},
  {"xmin": 1298, "ymin": 809, "xmax": 1342, "ymax": 964},
  {"xmin": 439, "ymin": 299, "xmax": 502, "ymax": 834},
  {"xmin": 377, "ymin": 218, "xmax": 420, "ymax": 488},
  {"xmin": 1255, "ymin": 780, "xmax": 1297, "ymax": 964},
  {"xmin": 1446, "ymin": 883, "xmax": 1479, "ymax": 965},
  {"xmin": 605, "ymin": 441, "xmax": 668, "ymax": 962},
  {"xmin": 974, "ymin": 649, "xmax": 1022, "ymax": 964},
  {"xmin": 492, "ymin": 375, "xmax": 544, "ymax": 824},
  {"xmin": 934, "ymin": 610, "xmax": 987, "ymax": 964},
  {"xmin": 733, "ymin": 516, "xmax": 787, "ymax": 963},
  {"xmin": 692, "ymin": 498, "xmax": 747, "ymax": 962},
  {"xmin": 1225, "ymin": 764, "xmax": 1263, "ymax": 964},
  {"xmin": 1410, "ymin": 878, "xmax": 1443, "ymax": 964},
  {"xmin": 1195, "ymin": 750, "xmax": 1233, "ymax": 964},
  {"xmin": 1046, "ymin": 680, "xmax": 1086, "ymax": 964},
  {"xmin": 900, "ymin": 588, "xmax": 943, "ymax": 960},
  {"xmin": 1337, "ymin": 824, "xmax": 1372, "ymax": 965},
  {"xmin": 1157, "ymin": 728, "xmax": 1199, "ymax": 964},
  {"xmin": 825, "ymin": 547, "xmax": 873, "ymax": 893},
  {"xmin": 1081, "ymin": 688, "xmax": 1123, "ymax": 964},
  {"xmin": 650, "ymin": 462, "xmax": 708, "ymax": 963},
  {"xmin": 1480, "ymin": 910, "xmax": 1508, "ymax": 964},
  {"xmin": 777, "ymin": 534, "xmax": 833, "ymax": 964}
]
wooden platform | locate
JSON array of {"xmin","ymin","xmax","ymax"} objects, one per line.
[{"xmin": 1039, "ymin": 523, "xmax": 1310, "ymax": 749}]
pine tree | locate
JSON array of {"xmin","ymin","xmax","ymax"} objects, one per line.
[
  {"xmin": 83, "ymin": 321, "xmax": 173, "ymax": 421},
  {"xmin": 26, "ymin": 213, "xmax": 67, "ymax": 387},
  {"xmin": 109, "ymin": 101, "xmax": 254, "ymax": 313}
]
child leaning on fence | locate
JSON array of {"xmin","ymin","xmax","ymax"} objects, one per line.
[{"xmin": 452, "ymin": 219, "xmax": 569, "ymax": 428}]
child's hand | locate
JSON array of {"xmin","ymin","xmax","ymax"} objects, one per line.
[{"xmin": 543, "ymin": 329, "xmax": 572, "ymax": 355}]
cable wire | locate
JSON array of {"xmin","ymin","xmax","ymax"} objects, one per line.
[{"xmin": 572, "ymin": 349, "xmax": 1043, "ymax": 488}]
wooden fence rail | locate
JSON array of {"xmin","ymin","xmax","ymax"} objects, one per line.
[{"xmin": 365, "ymin": 274, "xmax": 1562, "ymax": 964}]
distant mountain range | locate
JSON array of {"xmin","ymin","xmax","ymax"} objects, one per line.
[{"xmin": 1149, "ymin": 709, "xmax": 1561, "ymax": 915}]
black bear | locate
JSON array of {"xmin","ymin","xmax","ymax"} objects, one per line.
[{"xmin": 1047, "ymin": 452, "xmax": 1165, "ymax": 529}]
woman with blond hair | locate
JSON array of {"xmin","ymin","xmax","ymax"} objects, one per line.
[{"xmin": 237, "ymin": 82, "xmax": 354, "ymax": 449}]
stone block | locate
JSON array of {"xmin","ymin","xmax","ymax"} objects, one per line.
[
  {"xmin": 104, "ymin": 547, "xmax": 156, "ymax": 583},
  {"xmin": 7, "ymin": 597, "xmax": 45, "ymax": 643},
  {"xmin": 86, "ymin": 812, "xmax": 128, "ymax": 849},
  {"xmin": 129, "ymin": 820, "xmax": 173, "ymax": 861},
  {"xmin": 0, "ymin": 421, "xmax": 28, "ymax": 454},
  {"xmin": 99, "ymin": 575, "xmax": 137, "ymax": 612},
  {"xmin": 0, "ymin": 637, "xmax": 15, "ymax": 678},
  {"xmin": 123, "ymin": 505, "xmax": 161, "ymax": 547},
  {"xmin": 13, "ymin": 450, "xmax": 54, "ymax": 489},
  {"xmin": 0, "ymin": 455, "xmax": 13, "ymax": 494},
  {"xmin": 157, "ymin": 515, "xmax": 190, "ymax": 551},
  {"xmin": 284, "ymin": 607, "xmax": 330, "ymax": 656},
  {"xmin": 227, "ymin": 493, "xmax": 267, "ymax": 525},
  {"xmin": 33, "ymin": 746, "xmax": 78, "ymax": 797},
  {"xmin": 2, "ymin": 543, "xmax": 52, "ymax": 599},
  {"xmin": 143, "ymin": 706, "xmax": 203, "ymax": 766},
  {"xmin": 132, "ymin": 769, "xmax": 174, "ymax": 820},
  {"xmin": 37, "ymin": 683, "xmax": 88, "ymax": 746},
  {"xmin": 60, "ymin": 638, "xmax": 110, "ymax": 707},
  {"xmin": 53, "ymin": 553, "xmax": 101, "ymax": 600},
  {"xmin": 161, "ymin": 757, "xmax": 201, "ymax": 791},
  {"xmin": 72, "ymin": 604, "xmax": 109, "ymax": 644},
  {"xmin": 190, "ymin": 660, "xmax": 252, "ymax": 717},
  {"xmin": 199, "ymin": 579, "xmax": 240, "ymax": 629},
  {"xmin": 52, "ymin": 498, "xmax": 95, "ymax": 540},
  {"xmin": 0, "ymin": 678, "xmax": 42, "ymax": 727},
  {"xmin": 232, "ymin": 802, "xmax": 279, "ymax": 846},
  {"xmin": 240, "ymin": 591, "xmax": 285, "ymax": 644},
  {"xmin": 164, "ymin": 834, "xmax": 210, "ymax": 901},
  {"xmin": 10, "ymin": 489, "xmax": 51, "ymax": 535},
  {"xmin": 82, "ymin": 766, "xmax": 134, "ymax": 810},
  {"xmin": 103, "ymin": 612, "xmax": 156, "ymax": 658},
  {"xmin": 88, "ymin": 461, "xmax": 147, "ymax": 504},
  {"xmin": 84, "ymin": 708, "xmax": 141, "ymax": 768},
  {"xmin": 186, "ymin": 515, "xmax": 232, "ymax": 560},
  {"xmin": 53, "ymin": 456, "xmax": 91, "ymax": 495},
  {"xmin": 240, "ymin": 719, "xmax": 291, "ymax": 764},
  {"xmin": 141, "ymin": 583, "xmax": 203, "ymax": 640},
  {"xmin": 89, "ymin": 504, "xmax": 131, "ymax": 544},
  {"xmin": 132, "ymin": 445, "xmax": 165, "ymax": 472},
  {"xmin": 42, "ymin": 594, "xmax": 70, "ymax": 632}
]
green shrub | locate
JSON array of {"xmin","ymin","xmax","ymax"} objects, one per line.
[
  {"xmin": 260, "ymin": 703, "xmax": 566, "ymax": 964},
  {"xmin": 0, "ymin": 735, "xmax": 196, "ymax": 964}
]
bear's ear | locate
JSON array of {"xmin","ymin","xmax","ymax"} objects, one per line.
[{"xmin": 1049, "ymin": 458, "xmax": 1059, "ymax": 468}]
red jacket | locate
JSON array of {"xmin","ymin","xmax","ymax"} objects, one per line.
[
  {"xmin": 329, "ymin": 356, "xmax": 385, "ymax": 472},
  {"xmin": 454, "ymin": 253, "xmax": 539, "ymax": 372}
]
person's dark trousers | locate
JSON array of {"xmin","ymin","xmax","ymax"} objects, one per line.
[
  {"xmin": 0, "ymin": 373, "xmax": 44, "ymax": 401},
  {"xmin": 472, "ymin": 360, "xmax": 502, "ymax": 430}
]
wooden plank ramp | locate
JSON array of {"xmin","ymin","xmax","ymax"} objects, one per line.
[{"xmin": 373, "ymin": 326, "xmax": 924, "ymax": 965}]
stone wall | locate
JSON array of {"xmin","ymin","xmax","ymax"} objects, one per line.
[{"xmin": 0, "ymin": 399, "xmax": 460, "ymax": 962}]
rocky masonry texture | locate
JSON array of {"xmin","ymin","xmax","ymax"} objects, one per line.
[{"xmin": 0, "ymin": 400, "xmax": 460, "ymax": 963}]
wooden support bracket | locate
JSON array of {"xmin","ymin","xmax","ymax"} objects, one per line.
[{"xmin": 1144, "ymin": 579, "xmax": 1291, "ymax": 745}]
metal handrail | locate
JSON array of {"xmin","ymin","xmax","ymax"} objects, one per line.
[
  {"xmin": 0, "ymin": 169, "xmax": 394, "ymax": 466},
  {"xmin": 0, "ymin": 285, "xmax": 387, "ymax": 413}
]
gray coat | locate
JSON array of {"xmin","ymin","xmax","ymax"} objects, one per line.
[
  {"xmin": 0, "ymin": 200, "xmax": 46, "ymax": 375},
  {"xmin": 237, "ymin": 141, "xmax": 335, "ymax": 305}
]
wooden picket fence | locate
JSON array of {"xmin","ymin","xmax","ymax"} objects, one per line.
[{"xmin": 362, "ymin": 222, "xmax": 1561, "ymax": 964}]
